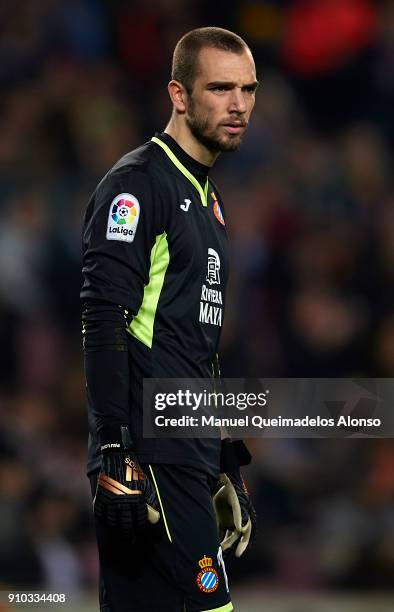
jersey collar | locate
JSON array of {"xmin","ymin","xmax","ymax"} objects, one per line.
[{"xmin": 151, "ymin": 133, "xmax": 209, "ymax": 207}]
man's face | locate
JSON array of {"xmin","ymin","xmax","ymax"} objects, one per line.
[{"xmin": 185, "ymin": 47, "xmax": 258, "ymax": 153}]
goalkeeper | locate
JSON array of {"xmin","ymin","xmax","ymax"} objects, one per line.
[{"xmin": 81, "ymin": 27, "xmax": 258, "ymax": 612}]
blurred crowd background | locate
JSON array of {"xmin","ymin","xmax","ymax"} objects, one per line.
[{"xmin": 0, "ymin": 0, "xmax": 393, "ymax": 606}]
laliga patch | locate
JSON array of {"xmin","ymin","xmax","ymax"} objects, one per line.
[
  {"xmin": 106, "ymin": 193, "xmax": 140, "ymax": 243},
  {"xmin": 196, "ymin": 555, "xmax": 219, "ymax": 593}
]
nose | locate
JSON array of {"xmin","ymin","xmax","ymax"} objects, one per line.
[{"xmin": 228, "ymin": 87, "xmax": 247, "ymax": 114}]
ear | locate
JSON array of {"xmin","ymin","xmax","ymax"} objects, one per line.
[{"xmin": 167, "ymin": 80, "xmax": 187, "ymax": 113}]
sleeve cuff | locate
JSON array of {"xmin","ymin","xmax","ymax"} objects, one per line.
[{"xmin": 220, "ymin": 439, "xmax": 252, "ymax": 472}]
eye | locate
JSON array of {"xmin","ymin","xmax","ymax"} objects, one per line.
[{"xmin": 208, "ymin": 85, "xmax": 230, "ymax": 93}]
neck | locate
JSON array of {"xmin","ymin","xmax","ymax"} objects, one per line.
[{"xmin": 164, "ymin": 116, "xmax": 220, "ymax": 167}]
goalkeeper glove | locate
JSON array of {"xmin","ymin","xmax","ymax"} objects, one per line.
[
  {"xmin": 213, "ymin": 439, "xmax": 257, "ymax": 558},
  {"xmin": 93, "ymin": 425, "xmax": 160, "ymax": 541}
]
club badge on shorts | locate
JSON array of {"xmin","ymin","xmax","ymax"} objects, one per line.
[
  {"xmin": 106, "ymin": 193, "xmax": 140, "ymax": 243},
  {"xmin": 196, "ymin": 555, "xmax": 219, "ymax": 593}
]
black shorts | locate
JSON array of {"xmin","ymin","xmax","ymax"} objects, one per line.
[{"xmin": 89, "ymin": 464, "xmax": 233, "ymax": 612}]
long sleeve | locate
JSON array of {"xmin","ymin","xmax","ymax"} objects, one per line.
[{"xmin": 81, "ymin": 166, "xmax": 161, "ymax": 448}]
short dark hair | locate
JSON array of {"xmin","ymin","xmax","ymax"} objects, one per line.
[{"xmin": 171, "ymin": 27, "xmax": 250, "ymax": 93}]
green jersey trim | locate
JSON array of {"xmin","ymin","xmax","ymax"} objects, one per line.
[
  {"xmin": 151, "ymin": 136, "xmax": 209, "ymax": 207},
  {"xmin": 148, "ymin": 465, "xmax": 172, "ymax": 543},
  {"xmin": 128, "ymin": 232, "xmax": 169, "ymax": 348}
]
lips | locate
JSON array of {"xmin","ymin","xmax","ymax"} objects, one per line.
[
  {"xmin": 223, "ymin": 122, "xmax": 245, "ymax": 127},
  {"xmin": 222, "ymin": 124, "xmax": 245, "ymax": 134}
]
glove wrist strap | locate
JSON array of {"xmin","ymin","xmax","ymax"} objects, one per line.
[{"xmin": 99, "ymin": 424, "xmax": 134, "ymax": 454}]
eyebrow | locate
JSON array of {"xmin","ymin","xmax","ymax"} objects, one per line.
[{"xmin": 206, "ymin": 80, "xmax": 260, "ymax": 90}]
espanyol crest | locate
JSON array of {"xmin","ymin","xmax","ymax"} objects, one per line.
[{"xmin": 196, "ymin": 555, "xmax": 219, "ymax": 593}]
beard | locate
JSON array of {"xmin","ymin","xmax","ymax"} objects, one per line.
[{"xmin": 185, "ymin": 98, "xmax": 246, "ymax": 153}]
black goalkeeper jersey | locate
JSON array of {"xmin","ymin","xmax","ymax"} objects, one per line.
[{"xmin": 81, "ymin": 133, "xmax": 229, "ymax": 476}]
